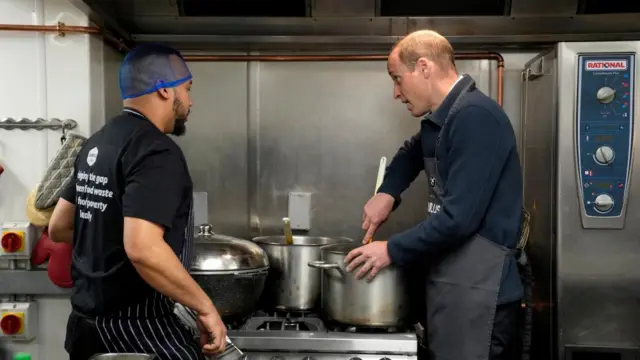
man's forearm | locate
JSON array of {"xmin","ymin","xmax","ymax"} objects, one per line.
[
  {"xmin": 50, "ymin": 227, "xmax": 73, "ymax": 244},
  {"xmin": 129, "ymin": 239, "xmax": 213, "ymax": 314}
]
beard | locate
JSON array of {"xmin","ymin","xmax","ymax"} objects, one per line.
[
  {"xmin": 172, "ymin": 118, "xmax": 186, "ymax": 136},
  {"xmin": 171, "ymin": 98, "xmax": 190, "ymax": 136}
]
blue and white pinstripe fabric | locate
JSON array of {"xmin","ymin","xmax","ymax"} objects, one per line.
[
  {"xmin": 94, "ymin": 197, "xmax": 205, "ymax": 360},
  {"xmin": 173, "ymin": 303, "xmax": 243, "ymax": 360}
]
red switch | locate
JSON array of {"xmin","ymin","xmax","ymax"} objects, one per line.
[
  {"xmin": 0, "ymin": 165, "xmax": 4, "ymax": 176},
  {"xmin": 1, "ymin": 232, "xmax": 23, "ymax": 253},
  {"xmin": 0, "ymin": 313, "xmax": 23, "ymax": 335}
]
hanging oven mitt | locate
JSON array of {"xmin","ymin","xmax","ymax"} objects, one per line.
[
  {"xmin": 26, "ymin": 185, "xmax": 54, "ymax": 227},
  {"xmin": 34, "ymin": 133, "xmax": 86, "ymax": 210},
  {"xmin": 31, "ymin": 227, "xmax": 73, "ymax": 288}
]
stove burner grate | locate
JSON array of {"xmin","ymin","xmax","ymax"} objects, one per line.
[
  {"xmin": 256, "ymin": 319, "xmax": 316, "ymax": 331},
  {"xmin": 340, "ymin": 325, "xmax": 400, "ymax": 333},
  {"xmin": 327, "ymin": 321, "xmax": 414, "ymax": 334},
  {"xmin": 257, "ymin": 309, "xmax": 318, "ymax": 318},
  {"xmin": 241, "ymin": 310, "xmax": 326, "ymax": 332}
]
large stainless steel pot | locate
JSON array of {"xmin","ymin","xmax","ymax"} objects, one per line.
[
  {"xmin": 190, "ymin": 224, "xmax": 269, "ymax": 320},
  {"xmin": 308, "ymin": 242, "xmax": 410, "ymax": 328},
  {"xmin": 89, "ymin": 355, "xmax": 155, "ymax": 360},
  {"xmin": 252, "ymin": 235, "xmax": 353, "ymax": 311}
]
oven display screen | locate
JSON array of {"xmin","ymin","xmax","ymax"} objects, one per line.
[
  {"xmin": 593, "ymin": 134, "xmax": 614, "ymax": 142},
  {"xmin": 592, "ymin": 182, "xmax": 612, "ymax": 189}
]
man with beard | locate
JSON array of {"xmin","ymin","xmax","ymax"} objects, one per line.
[{"xmin": 48, "ymin": 43, "xmax": 227, "ymax": 359}]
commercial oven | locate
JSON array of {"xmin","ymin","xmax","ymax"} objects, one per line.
[{"xmin": 522, "ymin": 42, "xmax": 640, "ymax": 360}]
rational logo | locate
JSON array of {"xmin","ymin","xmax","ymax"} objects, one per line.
[{"xmin": 585, "ymin": 59, "xmax": 628, "ymax": 71}]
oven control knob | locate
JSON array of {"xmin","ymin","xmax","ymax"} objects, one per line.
[
  {"xmin": 597, "ymin": 86, "xmax": 616, "ymax": 104},
  {"xmin": 301, "ymin": 357, "xmax": 316, "ymax": 360},
  {"xmin": 349, "ymin": 358, "xmax": 363, "ymax": 360},
  {"xmin": 594, "ymin": 194, "xmax": 615, "ymax": 213},
  {"xmin": 594, "ymin": 146, "xmax": 615, "ymax": 165}
]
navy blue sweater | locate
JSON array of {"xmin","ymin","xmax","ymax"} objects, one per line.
[{"xmin": 378, "ymin": 77, "xmax": 524, "ymax": 304}]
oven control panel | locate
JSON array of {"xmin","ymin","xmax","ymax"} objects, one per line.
[{"xmin": 576, "ymin": 53, "xmax": 635, "ymax": 229}]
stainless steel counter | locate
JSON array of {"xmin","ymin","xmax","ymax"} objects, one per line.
[
  {"xmin": 224, "ymin": 310, "xmax": 418, "ymax": 360},
  {"xmin": 228, "ymin": 330, "xmax": 417, "ymax": 354}
]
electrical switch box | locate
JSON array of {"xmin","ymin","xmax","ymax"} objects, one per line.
[
  {"xmin": 288, "ymin": 192, "xmax": 312, "ymax": 230},
  {"xmin": 0, "ymin": 302, "xmax": 38, "ymax": 341},
  {"xmin": 0, "ymin": 222, "xmax": 37, "ymax": 260}
]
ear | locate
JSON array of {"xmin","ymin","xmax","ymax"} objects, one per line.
[
  {"xmin": 415, "ymin": 58, "xmax": 430, "ymax": 78},
  {"xmin": 157, "ymin": 87, "xmax": 171, "ymax": 100}
]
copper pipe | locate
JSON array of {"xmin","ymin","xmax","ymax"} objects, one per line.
[
  {"xmin": 0, "ymin": 23, "xmax": 100, "ymax": 34},
  {"xmin": 0, "ymin": 23, "xmax": 129, "ymax": 51},
  {"xmin": 0, "ymin": 23, "xmax": 504, "ymax": 105},
  {"xmin": 183, "ymin": 52, "xmax": 505, "ymax": 105}
]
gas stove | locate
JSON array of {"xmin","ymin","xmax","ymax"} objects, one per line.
[{"xmin": 227, "ymin": 310, "xmax": 418, "ymax": 360}]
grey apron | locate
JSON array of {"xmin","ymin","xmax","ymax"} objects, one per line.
[{"xmin": 422, "ymin": 80, "xmax": 516, "ymax": 360}]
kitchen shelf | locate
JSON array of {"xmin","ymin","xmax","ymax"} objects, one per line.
[{"xmin": 0, "ymin": 270, "xmax": 71, "ymax": 295}]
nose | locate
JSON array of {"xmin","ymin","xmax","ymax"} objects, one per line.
[{"xmin": 393, "ymin": 86, "xmax": 401, "ymax": 100}]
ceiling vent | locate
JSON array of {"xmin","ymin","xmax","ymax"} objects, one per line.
[
  {"xmin": 577, "ymin": 0, "xmax": 640, "ymax": 14},
  {"xmin": 380, "ymin": 0, "xmax": 508, "ymax": 16},
  {"xmin": 178, "ymin": 0, "xmax": 309, "ymax": 17}
]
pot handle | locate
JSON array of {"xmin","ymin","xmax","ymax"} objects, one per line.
[{"xmin": 308, "ymin": 261, "xmax": 341, "ymax": 270}]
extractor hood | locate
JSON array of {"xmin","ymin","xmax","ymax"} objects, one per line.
[{"xmin": 71, "ymin": 0, "xmax": 640, "ymax": 50}]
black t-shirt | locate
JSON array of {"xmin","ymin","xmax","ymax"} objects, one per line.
[{"xmin": 61, "ymin": 110, "xmax": 193, "ymax": 317}]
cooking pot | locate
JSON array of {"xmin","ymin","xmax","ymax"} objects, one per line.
[
  {"xmin": 89, "ymin": 355, "xmax": 155, "ymax": 360},
  {"xmin": 308, "ymin": 242, "xmax": 410, "ymax": 328},
  {"xmin": 190, "ymin": 224, "xmax": 269, "ymax": 320},
  {"xmin": 252, "ymin": 235, "xmax": 353, "ymax": 311}
]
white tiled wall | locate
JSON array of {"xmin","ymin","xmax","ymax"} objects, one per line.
[{"xmin": 0, "ymin": 0, "xmax": 121, "ymax": 358}]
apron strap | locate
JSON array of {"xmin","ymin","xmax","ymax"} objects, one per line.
[{"xmin": 516, "ymin": 250, "xmax": 533, "ymax": 360}]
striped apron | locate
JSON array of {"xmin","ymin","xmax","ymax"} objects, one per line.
[{"xmin": 93, "ymin": 184, "xmax": 204, "ymax": 360}]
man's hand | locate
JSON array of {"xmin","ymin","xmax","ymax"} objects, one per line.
[
  {"xmin": 197, "ymin": 306, "xmax": 227, "ymax": 355},
  {"xmin": 123, "ymin": 216, "xmax": 229, "ymax": 354},
  {"xmin": 362, "ymin": 193, "xmax": 395, "ymax": 243},
  {"xmin": 344, "ymin": 241, "xmax": 391, "ymax": 282}
]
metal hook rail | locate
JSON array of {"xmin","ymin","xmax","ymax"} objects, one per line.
[{"xmin": 0, "ymin": 118, "xmax": 77, "ymax": 131}]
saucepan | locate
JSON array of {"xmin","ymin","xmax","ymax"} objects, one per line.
[
  {"xmin": 253, "ymin": 235, "xmax": 354, "ymax": 311},
  {"xmin": 308, "ymin": 242, "xmax": 410, "ymax": 328}
]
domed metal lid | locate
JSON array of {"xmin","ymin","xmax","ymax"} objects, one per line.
[{"xmin": 191, "ymin": 224, "xmax": 269, "ymax": 273}]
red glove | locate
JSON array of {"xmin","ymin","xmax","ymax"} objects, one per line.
[{"xmin": 31, "ymin": 228, "xmax": 73, "ymax": 288}]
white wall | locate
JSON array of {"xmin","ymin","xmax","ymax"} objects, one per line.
[{"xmin": 0, "ymin": 0, "xmax": 121, "ymax": 358}]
